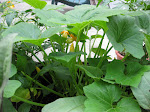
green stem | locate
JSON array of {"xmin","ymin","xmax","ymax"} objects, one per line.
[
  {"xmin": 84, "ymin": 43, "xmax": 87, "ymax": 65},
  {"xmin": 69, "ymin": 68, "xmax": 83, "ymax": 95},
  {"xmin": 94, "ymin": 32, "xmax": 105, "ymax": 58},
  {"xmin": 50, "ymin": 41, "xmax": 56, "ymax": 52},
  {"xmin": 22, "ymin": 42, "xmax": 45, "ymax": 66},
  {"xmin": 97, "ymin": 32, "xmax": 105, "ymax": 58},
  {"xmin": 39, "ymin": 45, "xmax": 47, "ymax": 58},
  {"xmin": 13, "ymin": 95, "xmax": 45, "ymax": 107},
  {"xmin": 97, "ymin": 46, "xmax": 113, "ymax": 68},
  {"xmin": 75, "ymin": 22, "xmax": 91, "ymax": 52},
  {"xmin": 66, "ymin": 43, "xmax": 69, "ymax": 53},
  {"xmin": 106, "ymin": 41, "xmax": 110, "ymax": 51},
  {"xmin": 88, "ymin": 30, "xmax": 99, "ymax": 58},
  {"xmin": 121, "ymin": 52, "xmax": 130, "ymax": 62},
  {"xmin": 22, "ymin": 72, "xmax": 64, "ymax": 97}
]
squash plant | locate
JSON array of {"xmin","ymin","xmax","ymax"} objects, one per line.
[{"xmin": 0, "ymin": 0, "xmax": 150, "ymax": 112}]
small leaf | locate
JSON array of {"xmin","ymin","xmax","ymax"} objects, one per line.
[
  {"xmin": 6, "ymin": 13, "xmax": 16, "ymax": 26},
  {"xmin": 91, "ymin": 48, "xmax": 107, "ymax": 57},
  {"xmin": 18, "ymin": 103, "xmax": 31, "ymax": 112},
  {"xmin": 11, "ymin": 87, "xmax": 31, "ymax": 102},
  {"xmin": 9, "ymin": 64, "xmax": 17, "ymax": 78},
  {"xmin": 131, "ymin": 71, "xmax": 150, "ymax": 110},
  {"xmin": 91, "ymin": 34, "xmax": 102, "ymax": 39},
  {"xmin": 76, "ymin": 65, "xmax": 103, "ymax": 79},
  {"xmin": 42, "ymin": 96, "xmax": 86, "ymax": 112},
  {"xmin": 3, "ymin": 80, "xmax": 21, "ymax": 98},
  {"xmin": 23, "ymin": 0, "xmax": 47, "ymax": 9}
]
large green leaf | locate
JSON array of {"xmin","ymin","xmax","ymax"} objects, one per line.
[
  {"xmin": 2, "ymin": 98, "xmax": 17, "ymax": 112},
  {"xmin": 84, "ymin": 81, "xmax": 141, "ymax": 112},
  {"xmin": 41, "ymin": 27, "xmax": 67, "ymax": 38},
  {"xmin": 106, "ymin": 15, "xmax": 145, "ymax": 59},
  {"xmin": 33, "ymin": 9, "xmax": 63, "ymax": 26},
  {"xmin": 3, "ymin": 80, "xmax": 21, "ymax": 98},
  {"xmin": 145, "ymin": 34, "xmax": 150, "ymax": 59},
  {"xmin": 42, "ymin": 96, "xmax": 86, "ymax": 112},
  {"xmin": 23, "ymin": 0, "xmax": 47, "ymax": 9},
  {"xmin": 76, "ymin": 65, "xmax": 103, "ymax": 79},
  {"xmin": 2, "ymin": 23, "xmax": 42, "ymax": 46},
  {"xmin": 38, "ymin": 64, "xmax": 71, "ymax": 80},
  {"xmin": 0, "ymin": 34, "xmax": 16, "ymax": 107},
  {"xmin": 105, "ymin": 60, "xmax": 150, "ymax": 87},
  {"xmin": 45, "ymin": 5, "xmax": 127, "ymax": 25},
  {"xmin": 115, "ymin": 97, "xmax": 141, "ymax": 112},
  {"xmin": 49, "ymin": 52, "xmax": 85, "ymax": 63},
  {"xmin": 135, "ymin": 12, "xmax": 150, "ymax": 34},
  {"xmin": 131, "ymin": 71, "xmax": 150, "ymax": 110}
]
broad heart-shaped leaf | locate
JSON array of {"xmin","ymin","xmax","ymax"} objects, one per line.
[
  {"xmin": 49, "ymin": 52, "xmax": 85, "ymax": 63},
  {"xmin": 84, "ymin": 81, "xmax": 141, "ymax": 112},
  {"xmin": 9, "ymin": 64, "xmax": 17, "ymax": 78},
  {"xmin": 2, "ymin": 23, "xmax": 41, "ymax": 45},
  {"xmin": 76, "ymin": 65, "xmax": 103, "ymax": 79},
  {"xmin": 105, "ymin": 60, "xmax": 150, "ymax": 87},
  {"xmin": 0, "ymin": 34, "xmax": 16, "ymax": 106},
  {"xmin": 115, "ymin": 97, "xmax": 141, "ymax": 112},
  {"xmin": 135, "ymin": 12, "xmax": 150, "ymax": 34},
  {"xmin": 106, "ymin": 15, "xmax": 145, "ymax": 59},
  {"xmin": 41, "ymin": 27, "xmax": 67, "ymax": 38},
  {"xmin": 46, "ymin": 5, "xmax": 127, "ymax": 25},
  {"xmin": 2, "ymin": 23, "xmax": 67, "ymax": 46},
  {"xmin": 131, "ymin": 71, "xmax": 150, "ymax": 110},
  {"xmin": 145, "ymin": 34, "xmax": 150, "ymax": 59},
  {"xmin": 23, "ymin": 0, "xmax": 47, "ymax": 9},
  {"xmin": 42, "ymin": 96, "xmax": 86, "ymax": 112},
  {"xmin": 3, "ymin": 80, "xmax": 21, "ymax": 98},
  {"xmin": 33, "ymin": 9, "xmax": 63, "ymax": 26}
]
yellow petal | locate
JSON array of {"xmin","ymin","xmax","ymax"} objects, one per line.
[
  {"xmin": 36, "ymin": 66, "xmax": 41, "ymax": 73},
  {"xmin": 70, "ymin": 43, "xmax": 74, "ymax": 52}
]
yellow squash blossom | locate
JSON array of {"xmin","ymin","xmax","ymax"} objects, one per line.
[
  {"xmin": 70, "ymin": 43, "xmax": 74, "ymax": 52},
  {"xmin": 61, "ymin": 31, "xmax": 69, "ymax": 38},
  {"xmin": 7, "ymin": 1, "xmax": 15, "ymax": 9}
]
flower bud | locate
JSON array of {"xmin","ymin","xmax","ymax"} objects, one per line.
[
  {"xmin": 70, "ymin": 43, "xmax": 74, "ymax": 52},
  {"xmin": 61, "ymin": 31, "xmax": 69, "ymax": 38},
  {"xmin": 66, "ymin": 38, "xmax": 73, "ymax": 43},
  {"xmin": 70, "ymin": 34, "xmax": 77, "ymax": 41},
  {"xmin": 36, "ymin": 66, "xmax": 41, "ymax": 73}
]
